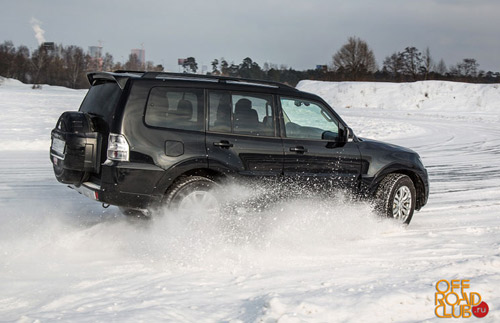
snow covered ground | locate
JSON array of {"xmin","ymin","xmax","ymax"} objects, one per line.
[{"xmin": 0, "ymin": 77, "xmax": 499, "ymax": 322}]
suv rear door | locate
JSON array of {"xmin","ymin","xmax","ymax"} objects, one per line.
[
  {"xmin": 279, "ymin": 96, "xmax": 362, "ymax": 190},
  {"xmin": 206, "ymin": 90, "xmax": 283, "ymax": 178},
  {"xmin": 138, "ymin": 85, "xmax": 207, "ymax": 167}
]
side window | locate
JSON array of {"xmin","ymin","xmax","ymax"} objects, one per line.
[
  {"xmin": 209, "ymin": 91, "xmax": 232, "ymax": 133},
  {"xmin": 208, "ymin": 91, "xmax": 275, "ymax": 137},
  {"xmin": 145, "ymin": 87, "xmax": 203, "ymax": 131},
  {"xmin": 280, "ymin": 97, "xmax": 339, "ymax": 140}
]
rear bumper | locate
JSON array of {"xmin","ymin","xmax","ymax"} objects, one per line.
[
  {"xmin": 70, "ymin": 181, "xmax": 162, "ymax": 209},
  {"xmin": 70, "ymin": 181, "xmax": 101, "ymax": 201},
  {"xmin": 69, "ymin": 161, "xmax": 166, "ymax": 209}
]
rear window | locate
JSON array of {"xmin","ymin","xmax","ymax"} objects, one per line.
[{"xmin": 79, "ymin": 81, "xmax": 121, "ymax": 124}]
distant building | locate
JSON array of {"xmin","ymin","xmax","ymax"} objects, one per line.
[
  {"xmin": 40, "ymin": 42, "xmax": 62, "ymax": 57},
  {"xmin": 89, "ymin": 45, "xmax": 103, "ymax": 71},
  {"xmin": 89, "ymin": 46, "xmax": 102, "ymax": 60},
  {"xmin": 42, "ymin": 42, "xmax": 55, "ymax": 50},
  {"xmin": 316, "ymin": 65, "xmax": 328, "ymax": 72},
  {"xmin": 131, "ymin": 48, "xmax": 145, "ymax": 66}
]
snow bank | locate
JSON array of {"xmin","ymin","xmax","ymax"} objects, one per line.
[
  {"xmin": 0, "ymin": 77, "xmax": 86, "ymax": 151},
  {"xmin": 297, "ymin": 80, "xmax": 500, "ymax": 116},
  {"xmin": 0, "ymin": 76, "xmax": 25, "ymax": 87}
]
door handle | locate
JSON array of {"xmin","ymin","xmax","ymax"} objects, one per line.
[
  {"xmin": 213, "ymin": 140, "xmax": 233, "ymax": 148},
  {"xmin": 289, "ymin": 146, "xmax": 307, "ymax": 153}
]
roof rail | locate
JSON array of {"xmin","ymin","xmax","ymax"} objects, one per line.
[
  {"xmin": 113, "ymin": 70, "xmax": 144, "ymax": 74},
  {"xmin": 139, "ymin": 71, "xmax": 297, "ymax": 90}
]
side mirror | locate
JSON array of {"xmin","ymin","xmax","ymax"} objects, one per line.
[
  {"xmin": 346, "ymin": 127, "xmax": 355, "ymax": 142},
  {"xmin": 321, "ymin": 131, "xmax": 338, "ymax": 141}
]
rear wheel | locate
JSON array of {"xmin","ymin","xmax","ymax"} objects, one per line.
[
  {"xmin": 375, "ymin": 173, "xmax": 416, "ymax": 225},
  {"xmin": 164, "ymin": 176, "xmax": 220, "ymax": 223}
]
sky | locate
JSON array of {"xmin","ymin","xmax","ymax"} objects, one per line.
[{"xmin": 1, "ymin": 0, "xmax": 500, "ymax": 73}]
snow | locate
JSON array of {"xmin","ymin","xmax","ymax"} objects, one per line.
[
  {"xmin": 297, "ymin": 80, "xmax": 500, "ymax": 116},
  {"xmin": 1, "ymin": 78, "xmax": 500, "ymax": 322},
  {"xmin": 0, "ymin": 76, "xmax": 86, "ymax": 151}
]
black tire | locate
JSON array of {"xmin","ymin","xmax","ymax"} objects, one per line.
[
  {"xmin": 164, "ymin": 176, "xmax": 220, "ymax": 213},
  {"xmin": 53, "ymin": 163, "xmax": 87, "ymax": 185},
  {"xmin": 51, "ymin": 111, "xmax": 95, "ymax": 185},
  {"xmin": 374, "ymin": 173, "xmax": 416, "ymax": 225}
]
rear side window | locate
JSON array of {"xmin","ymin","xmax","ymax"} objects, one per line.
[
  {"xmin": 208, "ymin": 91, "xmax": 275, "ymax": 137},
  {"xmin": 79, "ymin": 81, "xmax": 121, "ymax": 124},
  {"xmin": 145, "ymin": 87, "xmax": 203, "ymax": 131}
]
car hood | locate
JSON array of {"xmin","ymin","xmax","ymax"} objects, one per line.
[{"xmin": 358, "ymin": 137, "xmax": 418, "ymax": 155}]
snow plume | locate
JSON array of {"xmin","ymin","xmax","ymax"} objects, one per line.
[
  {"xmin": 30, "ymin": 17, "xmax": 45, "ymax": 45},
  {"xmin": 121, "ymin": 181, "xmax": 401, "ymax": 270}
]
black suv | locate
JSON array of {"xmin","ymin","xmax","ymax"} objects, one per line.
[{"xmin": 50, "ymin": 71, "xmax": 428, "ymax": 224}]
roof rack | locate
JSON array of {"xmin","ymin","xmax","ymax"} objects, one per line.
[
  {"xmin": 113, "ymin": 70, "xmax": 145, "ymax": 75},
  {"xmin": 113, "ymin": 70, "xmax": 296, "ymax": 91}
]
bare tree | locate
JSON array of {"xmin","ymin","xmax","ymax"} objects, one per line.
[
  {"xmin": 333, "ymin": 36, "xmax": 377, "ymax": 78},
  {"xmin": 30, "ymin": 45, "xmax": 50, "ymax": 85},
  {"xmin": 211, "ymin": 59, "xmax": 220, "ymax": 75},
  {"xmin": 220, "ymin": 58, "xmax": 229, "ymax": 76},
  {"xmin": 384, "ymin": 47, "xmax": 426, "ymax": 80},
  {"xmin": 13, "ymin": 45, "xmax": 31, "ymax": 83},
  {"xmin": 182, "ymin": 57, "xmax": 198, "ymax": 73},
  {"xmin": 457, "ymin": 58, "xmax": 479, "ymax": 77},
  {"xmin": 423, "ymin": 47, "xmax": 433, "ymax": 79},
  {"xmin": 400, "ymin": 47, "xmax": 424, "ymax": 80},
  {"xmin": 383, "ymin": 53, "xmax": 403, "ymax": 76},
  {"xmin": 102, "ymin": 53, "xmax": 114, "ymax": 71},
  {"xmin": 145, "ymin": 61, "xmax": 163, "ymax": 72},
  {"xmin": 0, "ymin": 41, "xmax": 16, "ymax": 77},
  {"xmin": 435, "ymin": 58, "xmax": 447, "ymax": 75},
  {"xmin": 124, "ymin": 53, "xmax": 142, "ymax": 71},
  {"xmin": 63, "ymin": 45, "xmax": 87, "ymax": 88}
]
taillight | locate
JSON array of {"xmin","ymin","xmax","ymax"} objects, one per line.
[{"xmin": 107, "ymin": 133, "xmax": 129, "ymax": 162}]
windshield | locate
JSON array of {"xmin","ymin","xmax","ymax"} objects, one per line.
[{"xmin": 79, "ymin": 81, "xmax": 121, "ymax": 125}]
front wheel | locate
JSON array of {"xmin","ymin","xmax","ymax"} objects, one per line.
[{"xmin": 375, "ymin": 173, "xmax": 416, "ymax": 225}]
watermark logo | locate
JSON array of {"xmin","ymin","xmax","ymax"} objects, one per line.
[{"xmin": 435, "ymin": 279, "xmax": 489, "ymax": 318}]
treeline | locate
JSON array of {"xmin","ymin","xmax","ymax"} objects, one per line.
[
  {"xmin": 330, "ymin": 37, "xmax": 500, "ymax": 84},
  {"xmin": 186, "ymin": 36, "xmax": 500, "ymax": 85},
  {"xmin": 205, "ymin": 38, "xmax": 499, "ymax": 85},
  {"xmin": 206, "ymin": 57, "xmax": 320, "ymax": 88},
  {"xmin": 1, "ymin": 38, "xmax": 499, "ymax": 89},
  {"xmin": 0, "ymin": 41, "xmax": 162, "ymax": 89}
]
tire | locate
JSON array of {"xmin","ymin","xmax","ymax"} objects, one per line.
[
  {"xmin": 53, "ymin": 163, "xmax": 87, "ymax": 185},
  {"xmin": 164, "ymin": 176, "xmax": 220, "ymax": 218},
  {"xmin": 374, "ymin": 173, "xmax": 416, "ymax": 225},
  {"xmin": 51, "ymin": 111, "xmax": 98, "ymax": 185}
]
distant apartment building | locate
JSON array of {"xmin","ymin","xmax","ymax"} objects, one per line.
[
  {"xmin": 89, "ymin": 46, "xmax": 102, "ymax": 60},
  {"xmin": 89, "ymin": 45, "xmax": 103, "ymax": 70},
  {"xmin": 41, "ymin": 42, "xmax": 62, "ymax": 57},
  {"xmin": 131, "ymin": 48, "xmax": 145, "ymax": 66}
]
